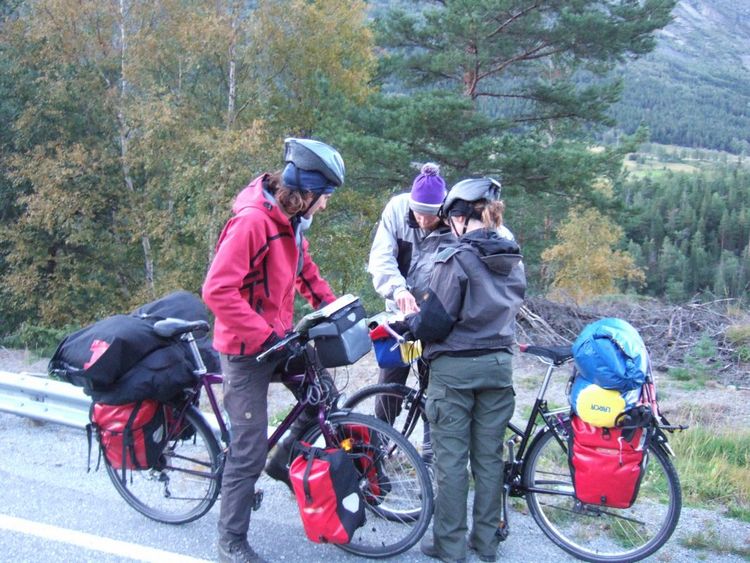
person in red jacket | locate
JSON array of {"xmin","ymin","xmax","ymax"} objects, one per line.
[{"xmin": 203, "ymin": 138, "xmax": 345, "ymax": 563}]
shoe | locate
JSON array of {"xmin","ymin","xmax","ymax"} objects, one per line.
[
  {"xmin": 420, "ymin": 535, "xmax": 465, "ymax": 563},
  {"xmin": 264, "ymin": 451, "xmax": 293, "ymax": 492},
  {"xmin": 468, "ymin": 538, "xmax": 497, "ymax": 562},
  {"xmin": 217, "ymin": 539, "xmax": 268, "ymax": 563}
]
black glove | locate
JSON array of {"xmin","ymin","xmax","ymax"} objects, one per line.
[
  {"xmin": 257, "ymin": 332, "xmax": 293, "ymax": 365},
  {"xmin": 388, "ymin": 320, "xmax": 413, "ymax": 339}
]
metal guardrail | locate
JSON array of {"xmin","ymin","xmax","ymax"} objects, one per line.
[
  {"xmin": 0, "ymin": 370, "xmax": 91, "ymax": 428},
  {"xmin": 0, "ymin": 371, "xmax": 229, "ymax": 436}
]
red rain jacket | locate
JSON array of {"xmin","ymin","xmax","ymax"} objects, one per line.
[{"xmin": 202, "ymin": 174, "xmax": 336, "ymax": 356}]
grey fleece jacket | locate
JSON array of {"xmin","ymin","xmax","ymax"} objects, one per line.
[
  {"xmin": 405, "ymin": 229, "xmax": 526, "ymax": 360},
  {"xmin": 368, "ymin": 193, "xmax": 516, "ymax": 313}
]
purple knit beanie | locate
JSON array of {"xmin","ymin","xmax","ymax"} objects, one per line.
[{"xmin": 409, "ymin": 163, "xmax": 447, "ymax": 215}]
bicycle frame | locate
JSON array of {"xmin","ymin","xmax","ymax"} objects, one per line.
[
  {"xmin": 503, "ymin": 355, "xmax": 573, "ymax": 499},
  {"xmin": 177, "ymin": 331, "xmax": 338, "ymax": 453},
  {"xmin": 395, "ymin": 360, "xmax": 430, "ymax": 442}
]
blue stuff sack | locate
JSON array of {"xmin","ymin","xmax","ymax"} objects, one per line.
[
  {"xmin": 572, "ymin": 318, "xmax": 649, "ymax": 392},
  {"xmin": 369, "ymin": 323, "xmax": 422, "ymax": 369}
]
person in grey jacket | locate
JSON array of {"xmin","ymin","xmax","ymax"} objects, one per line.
[
  {"xmin": 368, "ymin": 162, "xmax": 451, "ymax": 315},
  {"xmin": 392, "ymin": 177, "xmax": 526, "ymax": 563},
  {"xmin": 367, "ymin": 163, "xmax": 452, "ymax": 425}
]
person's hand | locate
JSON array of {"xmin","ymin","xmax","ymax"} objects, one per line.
[
  {"xmin": 388, "ymin": 320, "xmax": 413, "ymax": 339},
  {"xmin": 394, "ymin": 288, "xmax": 419, "ymax": 314},
  {"xmin": 257, "ymin": 332, "xmax": 292, "ymax": 365}
]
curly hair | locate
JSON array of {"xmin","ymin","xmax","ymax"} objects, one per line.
[
  {"xmin": 267, "ymin": 171, "xmax": 309, "ymax": 216},
  {"xmin": 481, "ymin": 199, "xmax": 505, "ymax": 229}
]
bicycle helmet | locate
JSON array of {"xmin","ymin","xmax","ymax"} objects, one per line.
[
  {"xmin": 282, "ymin": 138, "xmax": 345, "ymax": 194},
  {"xmin": 441, "ymin": 177, "xmax": 502, "ymax": 218}
]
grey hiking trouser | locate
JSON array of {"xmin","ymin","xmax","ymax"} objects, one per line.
[
  {"xmin": 217, "ymin": 353, "xmax": 316, "ymax": 545},
  {"xmin": 425, "ymin": 351, "xmax": 515, "ymax": 561}
]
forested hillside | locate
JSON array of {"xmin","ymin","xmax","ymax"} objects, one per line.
[
  {"xmin": 1, "ymin": 0, "xmax": 748, "ymax": 347},
  {"xmin": 618, "ymin": 161, "xmax": 750, "ymax": 301},
  {"xmin": 609, "ymin": 0, "xmax": 750, "ymax": 153}
]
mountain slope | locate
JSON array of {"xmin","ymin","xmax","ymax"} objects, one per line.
[{"xmin": 610, "ymin": 0, "xmax": 750, "ymax": 153}]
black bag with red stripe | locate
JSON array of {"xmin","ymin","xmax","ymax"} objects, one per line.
[{"xmin": 289, "ymin": 446, "xmax": 365, "ymax": 544}]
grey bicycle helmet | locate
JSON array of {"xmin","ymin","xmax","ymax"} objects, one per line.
[
  {"xmin": 282, "ymin": 138, "xmax": 345, "ymax": 194},
  {"xmin": 441, "ymin": 177, "xmax": 502, "ymax": 217}
]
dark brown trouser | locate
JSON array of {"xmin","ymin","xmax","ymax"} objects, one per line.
[{"xmin": 375, "ymin": 364, "xmax": 411, "ymax": 422}]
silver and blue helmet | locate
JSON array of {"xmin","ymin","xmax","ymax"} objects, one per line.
[{"xmin": 282, "ymin": 138, "xmax": 345, "ymax": 194}]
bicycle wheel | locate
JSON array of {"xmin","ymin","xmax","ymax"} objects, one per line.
[
  {"xmin": 105, "ymin": 404, "xmax": 222, "ymax": 524},
  {"xmin": 296, "ymin": 412, "xmax": 434, "ymax": 558},
  {"xmin": 523, "ymin": 422, "xmax": 682, "ymax": 562},
  {"xmin": 343, "ymin": 383, "xmax": 433, "ymax": 466}
]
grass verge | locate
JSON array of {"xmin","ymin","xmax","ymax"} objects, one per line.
[
  {"xmin": 679, "ymin": 526, "xmax": 750, "ymax": 559},
  {"xmin": 670, "ymin": 426, "xmax": 750, "ymax": 522}
]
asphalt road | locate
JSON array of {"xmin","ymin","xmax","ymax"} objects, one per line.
[{"xmin": 0, "ymin": 412, "xmax": 747, "ymax": 563}]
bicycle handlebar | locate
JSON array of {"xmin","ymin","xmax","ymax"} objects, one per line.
[{"xmin": 255, "ymin": 331, "xmax": 303, "ymax": 363}]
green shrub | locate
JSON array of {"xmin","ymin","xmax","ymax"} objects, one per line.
[
  {"xmin": 0, "ymin": 323, "xmax": 75, "ymax": 357},
  {"xmin": 667, "ymin": 333, "xmax": 717, "ymax": 387},
  {"xmin": 726, "ymin": 324, "xmax": 750, "ymax": 362},
  {"xmin": 736, "ymin": 345, "xmax": 750, "ymax": 362},
  {"xmin": 726, "ymin": 324, "xmax": 750, "ymax": 344}
]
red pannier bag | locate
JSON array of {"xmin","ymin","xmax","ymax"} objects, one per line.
[
  {"xmin": 341, "ymin": 424, "xmax": 392, "ymax": 505},
  {"xmin": 568, "ymin": 414, "xmax": 647, "ymax": 508},
  {"xmin": 290, "ymin": 446, "xmax": 365, "ymax": 544},
  {"xmin": 91, "ymin": 399, "xmax": 167, "ymax": 479}
]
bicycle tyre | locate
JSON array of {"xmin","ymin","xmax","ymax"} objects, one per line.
[
  {"xmin": 523, "ymin": 421, "xmax": 682, "ymax": 562},
  {"xmin": 105, "ymin": 404, "xmax": 222, "ymax": 525},
  {"xmin": 343, "ymin": 383, "xmax": 433, "ymax": 466},
  {"xmin": 295, "ymin": 412, "xmax": 434, "ymax": 559}
]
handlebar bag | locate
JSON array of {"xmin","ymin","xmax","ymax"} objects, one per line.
[
  {"xmin": 290, "ymin": 446, "xmax": 365, "ymax": 544},
  {"xmin": 369, "ymin": 324, "xmax": 421, "ymax": 369},
  {"xmin": 91, "ymin": 400, "xmax": 167, "ymax": 482},
  {"xmin": 307, "ymin": 299, "xmax": 371, "ymax": 368},
  {"xmin": 568, "ymin": 415, "xmax": 647, "ymax": 508}
]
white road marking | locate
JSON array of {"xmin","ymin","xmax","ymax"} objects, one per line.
[{"xmin": 0, "ymin": 514, "xmax": 210, "ymax": 562}]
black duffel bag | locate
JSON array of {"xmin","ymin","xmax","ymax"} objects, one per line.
[
  {"xmin": 49, "ymin": 290, "xmax": 213, "ymax": 404},
  {"xmin": 49, "ymin": 314, "xmax": 170, "ymax": 396},
  {"xmin": 132, "ymin": 290, "xmax": 220, "ymax": 373}
]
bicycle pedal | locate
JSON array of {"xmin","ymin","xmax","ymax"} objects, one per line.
[
  {"xmin": 253, "ymin": 489, "xmax": 264, "ymax": 511},
  {"xmin": 495, "ymin": 522, "xmax": 510, "ymax": 541}
]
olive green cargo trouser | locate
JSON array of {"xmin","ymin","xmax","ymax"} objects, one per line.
[{"xmin": 425, "ymin": 351, "xmax": 515, "ymax": 562}]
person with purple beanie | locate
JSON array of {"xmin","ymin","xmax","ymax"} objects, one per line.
[{"xmin": 366, "ymin": 163, "xmax": 454, "ymax": 431}]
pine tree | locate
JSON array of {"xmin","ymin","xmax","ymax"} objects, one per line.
[{"xmin": 364, "ymin": 0, "xmax": 675, "ymax": 283}]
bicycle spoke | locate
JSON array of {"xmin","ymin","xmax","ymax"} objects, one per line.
[
  {"xmin": 106, "ymin": 405, "xmax": 221, "ymax": 524},
  {"xmin": 524, "ymin": 425, "xmax": 681, "ymax": 562}
]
